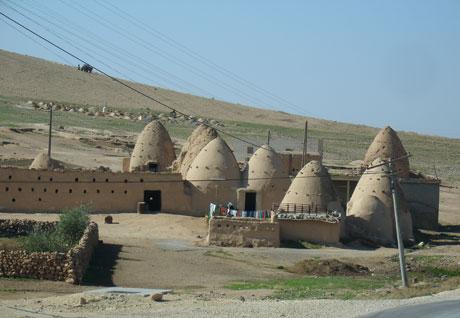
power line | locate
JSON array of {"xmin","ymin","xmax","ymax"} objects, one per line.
[
  {"xmin": 57, "ymin": 0, "xmax": 270, "ymax": 108},
  {"xmin": 0, "ymin": 15, "xmax": 74, "ymax": 66},
  {"xmin": 94, "ymin": 0, "xmax": 317, "ymax": 117},
  {"xmin": 0, "ymin": 10, "xmax": 262, "ymax": 149}
]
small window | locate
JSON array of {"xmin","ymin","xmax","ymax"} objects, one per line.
[
  {"xmin": 111, "ymin": 190, "xmax": 115, "ymax": 194},
  {"xmin": 105, "ymin": 178, "xmax": 109, "ymax": 182},
  {"xmin": 148, "ymin": 162, "xmax": 158, "ymax": 172},
  {"xmin": 75, "ymin": 178, "xmax": 79, "ymax": 182},
  {"xmin": 69, "ymin": 189, "xmax": 73, "ymax": 194},
  {"xmin": 124, "ymin": 179, "xmax": 128, "ymax": 183},
  {"xmin": 49, "ymin": 177, "xmax": 53, "ymax": 181},
  {"xmin": 31, "ymin": 188, "xmax": 34, "ymax": 192},
  {"xmin": 92, "ymin": 178, "xmax": 96, "ymax": 182},
  {"xmin": 5, "ymin": 187, "xmax": 9, "ymax": 192},
  {"xmin": 8, "ymin": 175, "xmax": 12, "ymax": 180},
  {"xmin": 38, "ymin": 198, "xmax": 42, "ymax": 202},
  {"xmin": 83, "ymin": 189, "xmax": 87, "ymax": 194},
  {"xmin": 55, "ymin": 189, "xmax": 59, "ymax": 194},
  {"xmin": 96, "ymin": 189, "xmax": 100, "ymax": 193},
  {"xmin": 12, "ymin": 198, "xmax": 15, "ymax": 202},
  {"xmin": 124, "ymin": 190, "xmax": 128, "ymax": 194},
  {"xmin": 43, "ymin": 188, "xmax": 47, "ymax": 192},
  {"xmin": 18, "ymin": 187, "xmax": 22, "ymax": 192},
  {"xmin": 140, "ymin": 178, "xmax": 144, "ymax": 183},
  {"xmin": 38, "ymin": 176, "xmax": 41, "ymax": 181}
]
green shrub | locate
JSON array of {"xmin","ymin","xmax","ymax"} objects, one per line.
[
  {"xmin": 56, "ymin": 205, "xmax": 90, "ymax": 245},
  {"xmin": 19, "ymin": 205, "xmax": 90, "ymax": 253},
  {"xmin": 19, "ymin": 227, "xmax": 67, "ymax": 253}
]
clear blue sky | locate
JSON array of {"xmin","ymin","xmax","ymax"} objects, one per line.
[{"xmin": 1, "ymin": 0, "xmax": 459, "ymax": 138}]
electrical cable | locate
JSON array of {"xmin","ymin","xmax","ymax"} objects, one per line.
[{"xmin": 0, "ymin": 10, "xmax": 263, "ymax": 149}]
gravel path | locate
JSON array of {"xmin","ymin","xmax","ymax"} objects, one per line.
[{"xmin": 1, "ymin": 287, "xmax": 460, "ymax": 318}]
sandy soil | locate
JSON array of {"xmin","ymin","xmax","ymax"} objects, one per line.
[{"xmin": 0, "ymin": 183, "xmax": 459, "ymax": 317}]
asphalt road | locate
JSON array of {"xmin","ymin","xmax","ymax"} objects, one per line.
[{"xmin": 361, "ymin": 300, "xmax": 460, "ymax": 318}]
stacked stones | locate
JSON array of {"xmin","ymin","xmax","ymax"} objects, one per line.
[
  {"xmin": 0, "ymin": 219, "xmax": 56, "ymax": 237},
  {"xmin": 65, "ymin": 222, "xmax": 99, "ymax": 284},
  {"xmin": 27, "ymin": 100, "xmax": 224, "ymax": 126},
  {"xmin": 0, "ymin": 220, "xmax": 98, "ymax": 284},
  {"xmin": 0, "ymin": 250, "xmax": 68, "ymax": 280}
]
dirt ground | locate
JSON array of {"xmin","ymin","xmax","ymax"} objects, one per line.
[{"xmin": 0, "ymin": 186, "xmax": 459, "ymax": 317}]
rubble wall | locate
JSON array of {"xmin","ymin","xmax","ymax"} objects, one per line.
[
  {"xmin": 208, "ymin": 217, "xmax": 279, "ymax": 247},
  {"xmin": 0, "ymin": 221, "xmax": 98, "ymax": 283}
]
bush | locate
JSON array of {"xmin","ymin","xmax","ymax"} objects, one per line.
[
  {"xmin": 56, "ymin": 205, "xmax": 90, "ymax": 245},
  {"xmin": 19, "ymin": 227, "xmax": 67, "ymax": 253},
  {"xmin": 20, "ymin": 205, "xmax": 90, "ymax": 253}
]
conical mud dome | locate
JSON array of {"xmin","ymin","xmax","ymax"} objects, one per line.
[
  {"xmin": 280, "ymin": 160, "xmax": 343, "ymax": 213},
  {"xmin": 364, "ymin": 126, "xmax": 410, "ymax": 177},
  {"xmin": 346, "ymin": 158, "xmax": 413, "ymax": 245},
  {"xmin": 129, "ymin": 120, "xmax": 176, "ymax": 172},
  {"xmin": 186, "ymin": 136, "xmax": 240, "ymax": 212},
  {"xmin": 29, "ymin": 153, "xmax": 65, "ymax": 170},
  {"xmin": 172, "ymin": 124, "xmax": 217, "ymax": 177},
  {"xmin": 246, "ymin": 145, "xmax": 290, "ymax": 210}
]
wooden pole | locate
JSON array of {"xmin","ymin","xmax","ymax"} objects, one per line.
[{"xmin": 302, "ymin": 120, "xmax": 308, "ymax": 166}]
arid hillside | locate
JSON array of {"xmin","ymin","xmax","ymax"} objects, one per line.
[{"xmin": 0, "ymin": 49, "xmax": 459, "ymax": 183}]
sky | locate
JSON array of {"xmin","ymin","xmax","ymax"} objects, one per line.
[{"xmin": 0, "ymin": 0, "xmax": 459, "ymax": 138}]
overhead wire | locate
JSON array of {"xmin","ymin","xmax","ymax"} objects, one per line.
[
  {"xmin": 94, "ymin": 0, "xmax": 317, "ymax": 117},
  {"xmin": 22, "ymin": 0, "xmax": 216, "ymax": 97},
  {"xmin": 57, "ymin": 0, "xmax": 270, "ymax": 108},
  {"xmin": 0, "ymin": 15, "xmax": 74, "ymax": 66},
  {"xmin": 0, "ymin": 10, "xmax": 263, "ymax": 149}
]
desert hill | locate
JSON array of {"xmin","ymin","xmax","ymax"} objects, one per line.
[{"xmin": 0, "ymin": 49, "xmax": 459, "ymax": 183}]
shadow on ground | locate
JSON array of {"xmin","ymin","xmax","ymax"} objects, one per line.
[
  {"xmin": 82, "ymin": 243, "xmax": 122, "ymax": 286},
  {"xmin": 415, "ymin": 226, "xmax": 460, "ymax": 246}
]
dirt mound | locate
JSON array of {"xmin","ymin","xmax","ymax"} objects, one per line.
[{"xmin": 287, "ymin": 259, "xmax": 370, "ymax": 276}]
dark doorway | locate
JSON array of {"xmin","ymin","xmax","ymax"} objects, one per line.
[
  {"xmin": 144, "ymin": 190, "xmax": 161, "ymax": 212},
  {"xmin": 245, "ymin": 192, "xmax": 257, "ymax": 211},
  {"xmin": 147, "ymin": 162, "xmax": 158, "ymax": 172}
]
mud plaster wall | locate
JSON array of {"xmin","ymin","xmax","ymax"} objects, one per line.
[
  {"xmin": 278, "ymin": 153, "xmax": 321, "ymax": 176},
  {"xmin": 400, "ymin": 179, "xmax": 440, "ymax": 231},
  {"xmin": 208, "ymin": 217, "xmax": 280, "ymax": 247},
  {"xmin": 0, "ymin": 168, "xmax": 192, "ymax": 214},
  {"xmin": 0, "ymin": 221, "xmax": 98, "ymax": 284},
  {"xmin": 278, "ymin": 219, "xmax": 340, "ymax": 244}
]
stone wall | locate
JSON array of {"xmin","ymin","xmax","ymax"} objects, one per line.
[
  {"xmin": 208, "ymin": 217, "xmax": 279, "ymax": 247},
  {"xmin": 0, "ymin": 219, "xmax": 56, "ymax": 237},
  {"xmin": 0, "ymin": 221, "xmax": 98, "ymax": 283}
]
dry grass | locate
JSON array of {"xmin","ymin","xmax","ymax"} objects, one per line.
[{"xmin": 1, "ymin": 49, "xmax": 459, "ymax": 183}]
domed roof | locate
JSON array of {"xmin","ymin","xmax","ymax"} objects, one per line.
[
  {"xmin": 185, "ymin": 136, "xmax": 240, "ymax": 183},
  {"xmin": 247, "ymin": 145, "xmax": 287, "ymax": 190},
  {"xmin": 347, "ymin": 158, "xmax": 413, "ymax": 245},
  {"xmin": 129, "ymin": 120, "xmax": 176, "ymax": 172},
  {"xmin": 172, "ymin": 124, "xmax": 217, "ymax": 177},
  {"xmin": 29, "ymin": 153, "xmax": 65, "ymax": 170},
  {"xmin": 280, "ymin": 160, "xmax": 342, "ymax": 212},
  {"xmin": 364, "ymin": 126, "xmax": 409, "ymax": 177}
]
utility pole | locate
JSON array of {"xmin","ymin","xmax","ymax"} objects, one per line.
[
  {"xmin": 47, "ymin": 105, "xmax": 53, "ymax": 165},
  {"xmin": 389, "ymin": 161, "xmax": 409, "ymax": 288},
  {"xmin": 302, "ymin": 120, "xmax": 308, "ymax": 167},
  {"xmin": 267, "ymin": 130, "xmax": 271, "ymax": 146}
]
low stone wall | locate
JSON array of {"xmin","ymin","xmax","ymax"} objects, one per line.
[
  {"xmin": 278, "ymin": 218, "xmax": 341, "ymax": 244},
  {"xmin": 208, "ymin": 217, "xmax": 279, "ymax": 247},
  {"xmin": 0, "ymin": 221, "xmax": 98, "ymax": 283},
  {"xmin": 66, "ymin": 222, "xmax": 99, "ymax": 283},
  {"xmin": 0, "ymin": 219, "xmax": 56, "ymax": 237}
]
